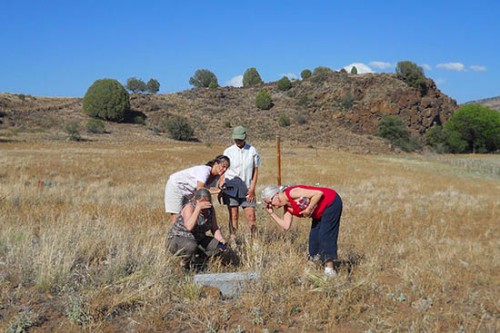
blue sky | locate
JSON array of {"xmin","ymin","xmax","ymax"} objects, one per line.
[{"xmin": 1, "ymin": 0, "xmax": 498, "ymax": 104}]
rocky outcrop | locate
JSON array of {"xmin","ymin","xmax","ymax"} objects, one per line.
[{"xmin": 291, "ymin": 72, "xmax": 458, "ymax": 137}]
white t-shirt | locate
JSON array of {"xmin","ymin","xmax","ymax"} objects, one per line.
[
  {"xmin": 169, "ymin": 165, "xmax": 212, "ymax": 196},
  {"xmin": 223, "ymin": 143, "xmax": 261, "ymax": 198}
]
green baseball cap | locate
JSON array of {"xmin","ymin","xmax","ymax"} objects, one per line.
[{"xmin": 232, "ymin": 126, "xmax": 247, "ymax": 140}]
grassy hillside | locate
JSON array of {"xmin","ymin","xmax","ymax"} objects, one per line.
[
  {"xmin": 0, "ymin": 140, "xmax": 498, "ymax": 332},
  {"xmin": 0, "ymin": 72, "xmax": 458, "ymax": 154}
]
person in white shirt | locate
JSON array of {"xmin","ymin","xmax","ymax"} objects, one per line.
[
  {"xmin": 220, "ymin": 126, "xmax": 261, "ymax": 239},
  {"xmin": 164, "ymin": 155, "xmax": 230, "ymax": 223}
]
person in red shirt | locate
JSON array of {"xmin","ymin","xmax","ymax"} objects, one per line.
[{"xmin": 261, "ymin": 184, "xmax": 343, "ymax": 277}]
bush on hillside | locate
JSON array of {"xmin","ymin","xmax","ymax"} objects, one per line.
[
  {"xmin": 189, "ymin": 69, "xmax": 218, "ymax": 88},
  {"xmin": 146, "ymin": 79, "xmax": 160, "ymax": 94},
  {"xmin": 126, "ymin": 77, "xmax": 147, "ymax": 93},
  {"xmin": 377, "ymin": 115, "xmax": 420, "ymax": 152},
  {"xmin": 163, "ymin": 115, "xmax": 194, "ymax": 141},
  {"xmin": 243, "ymin": 68, "xmax": 264, "ymax": 87},
  {"xmin": 396, "ymin": 61, "xmax": 427, "ymax": 95},
  {"xmin": 300, "ymin": 69, "xmax": 312, "ymax": 80},
  {"xmin": 277, "ymin": 76, "xmax": 292, "ymax": 91},
  {"xmin": 255, "ymin": 89, "xmax": 273, "ymax": 110},
  {"xmin": 311, "ymin": 66, "xmax": 333, "ymax": 83},
  {"xmin": 208, "ymin": 81, "xmax": 219, "ymax": 89},
  {"xmin": 83, "ymin": 79, "xmax": 130, "ymax": 122},
  {"xmin": 86, "ymin": 118, "xmax": 106, "ymax": 134},
  {"xmin": 278, "ymin": 114, "xmax": 291, "ymax": 127},
  {"xmin": 351, "ymin": 66, "xmax": 358, "ymax": 74},
  {"xmin": 66, "ymin": 121, "xmax": 81, "ymax": 141}
]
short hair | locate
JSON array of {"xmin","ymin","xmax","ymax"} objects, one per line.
[
  {"xmin": 194, "ymin": 188, "xmax": 212, "ymax": 203},
  {"xmin": 260, "ymin": 185, "xmax": 280, "ymax": 201}
]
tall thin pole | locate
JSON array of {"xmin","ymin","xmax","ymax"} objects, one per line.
[{"xmin": 276, "ymin": 135, "xmax": 281, "ymax": 186}]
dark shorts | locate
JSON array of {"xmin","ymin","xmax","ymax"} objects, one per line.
[{"xmin": 222, "ymin": 192, "xmax": 256, "ymax": 208}]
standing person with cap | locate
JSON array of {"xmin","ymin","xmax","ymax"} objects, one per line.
[{"xmin": 220, "ymin": 125, "xmax": 261, "ymax": 240}]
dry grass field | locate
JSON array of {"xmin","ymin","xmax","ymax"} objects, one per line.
[{"xmin": 0, "ymin": 140, "xmax": 498, "ymax": 332}]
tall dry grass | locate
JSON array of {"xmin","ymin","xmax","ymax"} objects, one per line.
[{"xmin": 0, "ymin": 140, "xmax": 498, "ymax": 332}]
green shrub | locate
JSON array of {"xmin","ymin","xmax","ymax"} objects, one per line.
[
  {"xmin": 66, "ymin": 121, "xmax": 81, "ymax": 141},
  {"xmin": 424, "ymin": 124, "xmax": 448, "ymax": 153},
  {"xmin": 163, "ymin": 116, "xmax": 194, "ymax": 141},
  {"xmin": 83, "ymin": 79, "xmax": 130, "ymax": 122},
  {"xmin": 338, "ymin": 93, "xmax": 354, "ymax": 110},
  {"xmin": 277, "ymin": 76, "xmax": 292, "ymax": 91},
  {"xmin": 278, "ymin": 114, "xmax": 291, "ymax": 127},
  {"xmin": 85, "ymin": 118, "xmax": 106, "ymax": 134},
  {"xmin": 297, "ymin": 97, "xmax": 311, "ymax": 107},
  {"xmin": 146, "ymin": 78, "xmax": 160, "ymax": 94},
  {"xmin": 255, "ymin": 89, "xmax": 273, "ymax": 110},
  {"xmin": 133, "ymin": 115, "xmax": 146, "ymax": 125},
  {"xmin": 350, "ymin": 66, "xmax": 358, "ymax": 74},
  {"xmin": 208, "ymin": 81, "xmax": 219, "ymax": 89},
  {"xmin": 300, "ymin": 69, "xmax": 312, "ymax": 80},
  {"xmin": 311, "ymin": 66, "xmax": 333, "ymax": 83},
  {"xmin": 444, "ymin": 130, "xmax": 469, "ymax": 153},
  {"xmin": 126, "ymin": 77, "xmax": 147, "ymax": 93},
  {"xmin": 396, "ymin": 61, "xmax": 427, "ymax": 95},
  {"xmin": 443, "ymin": 104, "xmax": 500, "ymax": 153},
  {"xmin": 377, "ymin": 115, "xmax": 420, "ymax": 152},
  {"xmin": 243, "ymin": 68, "xmax": 264, "ymax": 87},
  {"xmin": 189, "ymin": 69, "xmax": 218, "ymax": 88}
]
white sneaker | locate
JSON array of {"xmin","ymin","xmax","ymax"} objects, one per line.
[{"xmin": 324, "ymin": 267, "xmax": 337, "ymax": 278}]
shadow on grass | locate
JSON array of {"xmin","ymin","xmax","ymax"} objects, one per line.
[{"xmin": 334, "ymin": 251, "xmax": 364, "ymax": 275}]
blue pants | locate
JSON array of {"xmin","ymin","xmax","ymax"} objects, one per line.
[{"xmin": 308, "ymin": 194, "xmax": 343, "ymax": 262}]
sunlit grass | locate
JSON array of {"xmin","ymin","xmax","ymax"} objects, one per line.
[{"xmin": 0, "ymin": 141, "xmax": 498, "ymax": 332}]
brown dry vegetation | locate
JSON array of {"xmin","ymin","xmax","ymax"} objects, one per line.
[{"xmin": 0, "ymin": 139, "xmax": 498, "ymax": 332}]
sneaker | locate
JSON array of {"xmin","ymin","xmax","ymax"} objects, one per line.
[{"xmin": 324, "ymin": 267, "xmax": 337, "ymax": 278}]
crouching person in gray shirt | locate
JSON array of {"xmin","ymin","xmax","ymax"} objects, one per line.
[{"xmin": 166, "ymin": 188, "xmax": 228, "ymax": 271}]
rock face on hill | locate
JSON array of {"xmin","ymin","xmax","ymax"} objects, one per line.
[
  {"xmin": 307, "ymin": 73, "xmax": 457, "ymax": 135},
  {"xmin": 0, "ymin": 72, "xmax": 458, "ymax": 152}
]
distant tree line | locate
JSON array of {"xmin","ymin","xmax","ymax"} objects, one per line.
[{"xmin": 125, "ymin": 77, "xmax": 160, "ymax": 94}]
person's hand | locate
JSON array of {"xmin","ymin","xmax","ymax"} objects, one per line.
[
  {"xmin": 300, "ymin": 209, "xmax": 311, "ymax": 217},
  {"xmin": 265, "ymin": 203, "xmax": 274, "ymax": 215},
  {"xmin": 246, "ymin": 190, "xmax": 255, "ymax": 203},
  {"xmin": 196, "ymin": 200, "xmax": 212, "ymax": 210},
  {"xmin": 217, "ymin": 242, "xmax": 228, "ymax": 252}
]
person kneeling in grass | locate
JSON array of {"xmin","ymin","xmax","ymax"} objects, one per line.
[
  {"xmin": 261, "ymin": 184, "xmax": 343, "ymax": 277},
  {"xmin": 166, "ymin": 188, "xmax": 228, "ymax": 271}
]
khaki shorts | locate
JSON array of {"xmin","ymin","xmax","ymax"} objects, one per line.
[{"xmin": 164, "ymin": 180, "xmax": 188, "ymax": 214}]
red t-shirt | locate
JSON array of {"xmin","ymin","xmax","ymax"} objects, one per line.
[{"xmin": 284, "ymin": 185, "xmax": 337, "ymax": 219}]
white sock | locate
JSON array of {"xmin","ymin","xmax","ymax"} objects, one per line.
[{"xmin": 324, "ymin": 267, "xmax": 337, "ymax": 276}]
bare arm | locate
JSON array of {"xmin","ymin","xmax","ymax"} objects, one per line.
[
  {"xmin": 181, "ymin": 201, "xmax": 211, "ymax": 231},
  {"xmin": 266, "ymin": 206, "xmax": 293, "ymax": 230},
  {"xmin": 247, "ymin": 167, "xmax": 258, "ymax": 203},
  {"xmin": 210, "ymin": 210, "xmax": 226, "ymax": 244}
]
